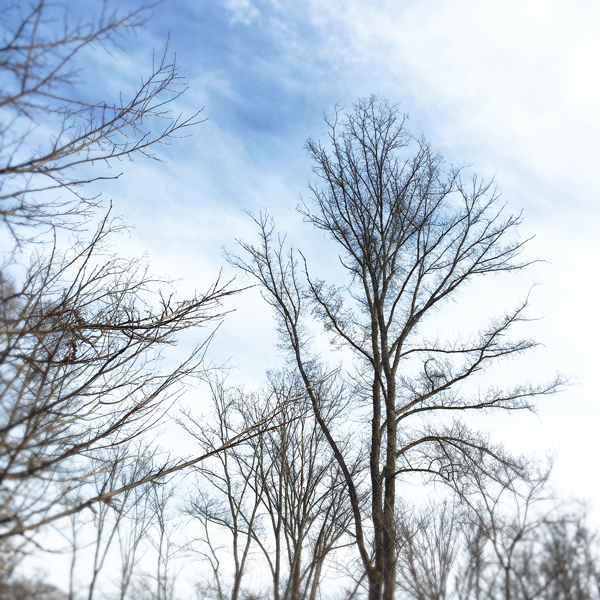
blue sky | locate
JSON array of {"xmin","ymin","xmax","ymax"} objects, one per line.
[{"xmin": 73, "ymin": 0, "xmax": 600, "ymax": 511}]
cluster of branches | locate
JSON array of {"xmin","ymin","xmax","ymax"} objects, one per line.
[
  {"xmin": 396, "ymin": 469, "xmax": 600, "ymax": 600},
  {"xmin": 181, "ymin": 371, "xmax": 357, "ymax": 600},
  {"xmin": 0, "ymin": 216, "xmax": 235, "ymax": 539},
  {"xmin": 0, "ymin": 0, "xmax": 249, "ymax": 565},
  {"xmin": 229, "ymin": 97, "xmax": 563, "ymax": 600},
  {"xmin": 0, "ymin": 0, "xmax": 199, "ymax": 239}
]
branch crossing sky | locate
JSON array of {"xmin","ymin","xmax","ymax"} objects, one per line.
[{"xmin": 78, "ymin": 0, "xmax": 600, "ymax": 511}]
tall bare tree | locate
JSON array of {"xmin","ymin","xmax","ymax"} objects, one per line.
[{"xmin": 230, "ymin": 97, "xmax": 561, "ymax": 600}]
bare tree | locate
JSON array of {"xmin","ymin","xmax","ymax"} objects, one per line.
[
  {"xmin": 458, "ymin": 468, "xmax": 600, "ymax": 600},
  {"xmin": 396, "ymin": 499, "xmax": 461, "ymax": 600},
  {"xmin": 458, "ymin": 466, "xmax": 552, "ymax": 600},
  {"xmin": 243, "ymin": 371, "xmax": 354, "ymax": 600},
  {"xmin": 147, "ymin": 483, "xmax": 181, "ymax": 600},
  {"xmin": 184, "ymin": 371, "xmax": 355, "ymax": 600},
  {"xmin": 532, "ymin": 509, "xmax": 600, "ymax": 600},
  {"xmin": 79, "ymin": 446, "xmax": 157, "ymax": 600},
  {"xmin": 393, "ymin": 459, "xmax": 600, "ymax": 600},
  {"xmin": 184, "ymin": 377, "xmax": 265, "ymax": 600},
  {"xmin": 229, "ymin": 97, "xmax": 561, "ymax": 600},
  {"xmin": 0, "ymin": 0, "xmax": 248, "ymax": 553},
  {"xmin": 116, "ymin": 470, "xmax": 153, "ymax": 600}
]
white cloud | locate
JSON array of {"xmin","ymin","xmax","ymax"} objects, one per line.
[{"xmin": 221, "ymin": 0, "xmax": 261, "ymax": 25}]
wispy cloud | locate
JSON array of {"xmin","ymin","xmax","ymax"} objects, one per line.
[{"xmin": 82, "ymin": 0, "xmax": 600, "ymax": 507}]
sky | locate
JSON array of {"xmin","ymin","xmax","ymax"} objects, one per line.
[{"xmin": 72, "ymin": 0, "xmax": 600, "ymax": 514}]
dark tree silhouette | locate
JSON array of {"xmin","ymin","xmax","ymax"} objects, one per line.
[{"xmin": 231, "ymin": 97, "xmax": 561, "ymax": 600}]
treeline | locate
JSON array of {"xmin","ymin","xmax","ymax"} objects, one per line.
[
  {"xmin": 2, "ymin": 386, "xmax": 598, "ymax": 599},
  {"xmin": 0, "ymin": 2, "xmax": 594, "ymax": 600}
]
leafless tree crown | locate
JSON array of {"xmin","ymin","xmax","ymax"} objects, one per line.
[{"xmin": 231, "ymin": 96, "xmax": 562, "ymax": 600}]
